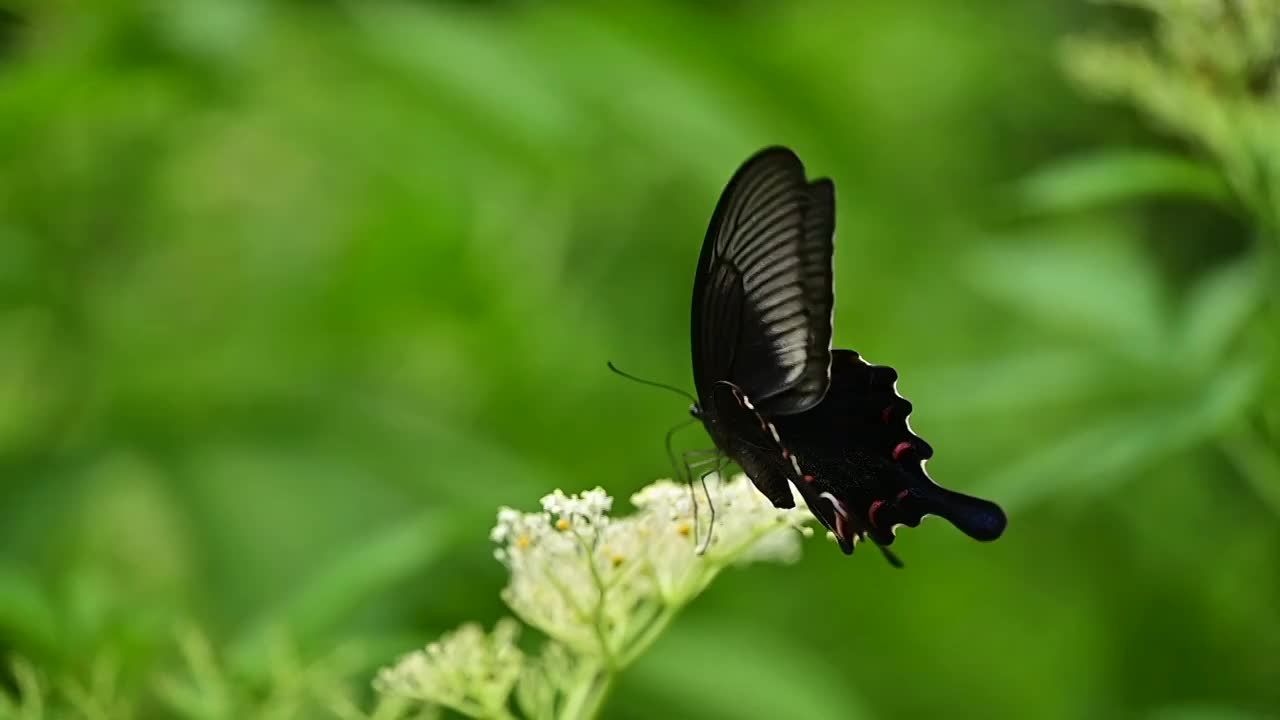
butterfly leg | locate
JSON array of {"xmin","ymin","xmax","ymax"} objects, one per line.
[
  {"xmin": 667, "ymin": 416, "xmax": 718, "ymax": 547},
  {"xmin": 694, "ymin": 456, "xmax": 729, "ymax": 556},
  {"xmin": 677, "ymin": 448, "xmax": 720, "ymax": 479},
  {"xmin": 682, "ymin": 451, "xmax": 722, "ymax": 549},
  {"xmin": 875, "ymin": 543, "xmax": 905, "ymax": 568},
  {"xmin": 664, "ymin": 417, "xmax": 701, "ymax": 483}
]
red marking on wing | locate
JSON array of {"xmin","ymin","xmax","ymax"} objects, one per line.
[
  {"xmin": 803, "ymin": 474, "xmax": 815, "ymax": 483},
  {"xmin": 892, "ymin": 441, "xmax": 912, "ymax": 460},
  {"xmin": 868, "ymin": 499, "xmax": 885, "ymax": 528},
  {"xmin": 782, "ymin": 448, "xmax": 790, "ymax": 459},
  {"xmin": 896, "ymin": 489, "xmax": 911, "ymax": 502},
  {"xmin": 881, "ymin": 406, "xmax": 893, "ymax": 423}
]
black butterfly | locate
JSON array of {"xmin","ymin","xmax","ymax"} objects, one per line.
[{"xmin": 688, "ymin": 146, "xmax": 1007, "ymax": 565}]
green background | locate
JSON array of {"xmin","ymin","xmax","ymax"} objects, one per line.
[{"xmin": 2, "ymin": 1, "xmax": 1278, "ymax": 718}]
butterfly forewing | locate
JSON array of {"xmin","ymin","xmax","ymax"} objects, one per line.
[{"xmin": 691, "ymin": 147, "xmax": 835, "ymax": 416}]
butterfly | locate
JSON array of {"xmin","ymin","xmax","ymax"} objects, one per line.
[{"xmin": 688, "ymin": 146, "xmax": 1007, "ymax": 565}]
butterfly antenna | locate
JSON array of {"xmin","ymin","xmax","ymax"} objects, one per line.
[{"xmin": 606, "ymin": 362, "xmax": 698, "ymax": 405}]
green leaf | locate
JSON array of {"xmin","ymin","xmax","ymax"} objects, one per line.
[
  {"xmin": 1014, "ymin": 149, "xmax": 1234, "ymax": 216},
  {"xmin": 2, "ymin": 656, "xmax": 46, "ymax": 720},
  {"xmin": 229, "ymin": 509, "xmax": 465, "ymax": 672},
  {"xmin": 1180, "ymin": 257, "xmax": 1261, "ymax": 368},
  {"xmin": 1146, "ymin": 705, "xmax": 1272, "ymax": 720},
  {"xmin": 968, "ymin": 227, "xmax": 1170, "ymax": 364},
  {"xmin": 0, "ymin": 566, "xmax": 59, "ymax": 662},
  {"xmin": 981, "ymin": 355, "xmax": 1263, "ymax": 509},
  {"xmin": 626, "ymin": 619, "xmax": 874, "ymax": 720},
  {"xmin": 922, "ymin": 348, "xmax": 1110, "ymax": 418}
]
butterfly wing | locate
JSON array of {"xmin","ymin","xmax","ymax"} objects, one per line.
[
  {"xmin": 691, "ymin": 147, "xmax": 836, "ymax": 416},
  {"xmin": 706, "ymin": 382, "xmax": 797, "ymax": 509},
  {"xmin": 775, "ymin": 350, "xmax": 1007, "ymax": 556}
]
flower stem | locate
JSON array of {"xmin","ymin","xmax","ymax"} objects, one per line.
[
  {"xmin": 571, "ymin": 528, "xmax": 618, "ymax": 670},
  {"xmin": 558, "ymin": 662, "xmax": 614, "ymax": 720},
  {"xmin": 617, "ymin": 602, "xmax": 681, "ymax": 668}
]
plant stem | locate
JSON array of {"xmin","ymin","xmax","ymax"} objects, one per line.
[
  {"xmin": 571, "ymin": 528, "xmax": 618, "ymax": 670},
  {"xmin": 617, "ymin": 603, "xmax": 681, "ymax": 668},
  {"xmin": 615, "ymin": 523, "xmax": 788, "ymax": 667},
  {"xmin": 558, "ymin": 662, "xmax": 614, "ymax": 720},
  {"xmin": 574, "ymin": 669, "xmax": 614, "ymax": 720}
]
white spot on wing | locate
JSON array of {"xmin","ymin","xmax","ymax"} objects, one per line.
[
  {"xmin": 819, "ymin": 491, "xmax": 847, "ymax": 518},
  {"xmin": 765, "ymin": 421, "xmax": 780, "ymax": 443},
  {"xmin": 744, "ymin": 389, "xmax": 813, "ymax": 488}
]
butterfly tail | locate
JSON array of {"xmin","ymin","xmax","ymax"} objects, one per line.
[{"xmin": 899, "ymin": 485, "xmax": 1007, "ymax": 542}]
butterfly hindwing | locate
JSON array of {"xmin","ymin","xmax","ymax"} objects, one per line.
[{"xmin": 774, "ymin": 350, "xmax": 1007, "ymax": 554}]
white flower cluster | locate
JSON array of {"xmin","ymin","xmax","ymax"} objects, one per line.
[
  {"xmin": 489, "ymin": 485, "xmax": 645, "ymax": 656},
  {"xmin": 493, "ymin": 474, "xmax": 813, "ymax": 656},
  {"xmin": 541, "ymin": 487, "xmax": 613, "ymax": 522},
  {"xmin": 373, "ymin": 619, "xmax": 522, "ymax": 718},
  {"xmin": 375, "ymin": 475, "xmax": 815, "ymax": 719}
]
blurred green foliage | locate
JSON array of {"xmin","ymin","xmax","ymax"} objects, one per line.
[{"xmin": 0, "ymin": 0, "xmax": 1278, "ymax": 718}]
